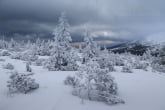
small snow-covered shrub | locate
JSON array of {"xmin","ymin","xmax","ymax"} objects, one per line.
[
  {"xmin": 70, "ymin": 60, "xmax": 124, "ymax": 105},
  {"xmin": 7, "ymin": 72, "xmax": 39, "ymax": 94},
  {"xmin": 46, "ymin": 55, "xmax": 78, "ymax": 71},
  {"xmin": 115, "ymin": 58, "xmax": 124, "ymax": 66},
  {"xmin": 3, "ymin": 63, "xmax": 14, "ymax": 70},
  {"xmin": 20, "ymin": 54, "xmax": 38, "ymax": 62},
  {"xmin": 133, "ymin": 61, "xmax": 148, "ymax": 70},
  {"xmin": 29, "ymin": 55, "xmax": 38, "ymax": 61},
  {"xmin": 35, "ymin": 59, "xmax": 46, "ymax": 66},
  {"xmin": 10, "ymin": 53, "xmax": 21, "ymax": 59},
  {"xmin": 97, "ymin": 57, "xmax": 115, "ymax": 72},
  {"xmin": 122, "ymin": 65, "xmax": 133, "ymax": 73},
  {"xmin": 64, "ymin": 76, "xmax": 79, "ymax": 87},
  {"xmin": 152, "ymin": 63, "xmax": 165, "ymax": 73},
  {"xmin": 1, "ymin": 50, "xmax": 11, "ymax": 56}
]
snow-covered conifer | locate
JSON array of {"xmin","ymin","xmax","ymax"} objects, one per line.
[
  {"xmin": 97, "ymin": 49, "xmax": 115, "ymax": 71},
  {"xmin": 82, "ymin": 31, "xmax": 100, "ymax": 63},
  {"xmin": 46, "ymin": 12, "xmax": 78, "ymax": 71}
]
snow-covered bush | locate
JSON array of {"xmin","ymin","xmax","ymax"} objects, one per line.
[
  {"xmin": 121, "ymin": 65, "xmax": 133, "ymax": 73},
  {"xmin": 64, "ymin": 76, "xmax": 79, "ymax": 87},
  {"xmin": 46, "ymin": 53, "xmax": 78, "ymax": 71},
  {"xmin": 3, "ymin": 63, "xmax": 14, "ymax": 70},
  {"xmin": 11, "ymin": 52, "xmax": 38, "ymax": 62},
  {"xmin": 20, "ymin": 53, "xmax": 38, "ymax": 62},
  {"xmin": 151, "ymin": 63, "xmax": 165, "ymax": 73},
  {"xmin": 7, "ymin": 71, "xmax": 39, "ymax": 94},
  {"xmin": 35, "ymin": 58, "xmax": 46, "ymax": 66},
  {"xmin": 0, "ymin": 50, "xmax": 11, "ymax": 56},
  {"xmin": 96, "ymin": 49, "xmax": 116, "ymax": 72},
  {"xmin": 133, "ymin": 61, "xmax": 148, "ymax": 70},
  {"xmin": 10, "ymin": 53, "xmax": 22, "ymax": 59},
  {"xmin": 97, "ymin": 57, "xmax": 115, "ymax": 72},
  {"xmin": 115, "ymin": 58, "xmax": 125, "ymax": 66},
  {"xmin": 71, "ymin": 59, "xmax": 124, "ymax": 105}
]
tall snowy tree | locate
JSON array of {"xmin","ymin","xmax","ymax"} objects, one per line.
[
  {"xmin": 141, "ymin": 49, "xmax": 152, "ymax": 61},
  {"xmin": 47, "ymin": 12, "xmax": 77, "ymax": 71}
]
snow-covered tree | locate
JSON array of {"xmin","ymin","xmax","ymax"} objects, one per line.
[
  {"xmin": 96, "ymin": 48, "xmax": 116, "ymax": 72},
  {"xmin": 35, "ymin": 58, "xmax": 46, "ymax": 66},
  {"xmin": 0, "ymin": 38, "xmax": 8, "ymax": 49},
  {"xmin": 82, "ymin": 31, "xmax": 100, "ymax": 63},
  {"xmin": 159, "ymin": 45, "xmax": 165, "ymax": 65},
  {"xmin": 133, "ymin": 60, "xmax": 148, "ymax": 71},
  {"xmin": 151, "ymin": 63, "xmax": 165, "ymax": 73},
  {"xmin": 151, "ymin": 45, "xmax": 165, "ymax": 72},
  {"xmin": 46, "ymin": 12, "xmax": 78, "ymax": 71},
  {"xmin": 7, "ymin": 71, "xmax": 39, "ymax": 94},
  {"xmin": 8, "ymin": 38, "xmax": 17, "ymax": 48},
  {"xmin": 71, "ymin": 59, "xmax": 124, "ymax": 105},
  {"xmin": 36, "ymin": 38, "xmax": 42, "ymax": 47},
  {"xmin": 26, "ymin": 40, "xmax": 33, "ymax": 48}
]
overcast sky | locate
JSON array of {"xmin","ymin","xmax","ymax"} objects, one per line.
[{"xmin": 0, "ymin": 0, "xmax": 165, "ymax": 41}]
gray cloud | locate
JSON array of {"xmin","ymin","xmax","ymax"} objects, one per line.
[{"xmin": 0, "ymin": 0, "xmax": 165, "ymax": 41}]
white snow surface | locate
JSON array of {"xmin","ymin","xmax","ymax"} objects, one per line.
[{"xmin": 0, "ymin": 56, "xmax": 165, "ymax": 110}]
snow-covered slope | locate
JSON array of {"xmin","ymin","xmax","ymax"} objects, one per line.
[{"xmin": 0, "ymin": 56, "xmax": 165, "ymax": 110}]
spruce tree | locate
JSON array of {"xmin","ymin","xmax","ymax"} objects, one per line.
[{"xmin": 47, "ymin": 12, "xmax": 77, "ymax": 71}]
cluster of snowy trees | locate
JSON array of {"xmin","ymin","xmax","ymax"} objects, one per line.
[
  {"xmin": 157, "ymin": 45, "xmax": 165, "ymax": 65},
  {"xmin": 65, "ymin": 59, "xmax": 124, "ymax": 105},
  {"xmin": 1, "ymin": 12, "xmax": 165, "ymax": 105}
]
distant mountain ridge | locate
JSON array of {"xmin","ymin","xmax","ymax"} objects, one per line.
[{"xmin": 107, "ymin": 41, "xmax": 151, "ymax": 55}]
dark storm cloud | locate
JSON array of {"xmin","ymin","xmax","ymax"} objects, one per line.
[{"xmin": 0, "ymin": 0, "xmax": 165, "ymax": 41}]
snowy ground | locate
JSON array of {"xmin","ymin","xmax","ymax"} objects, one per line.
[{"xmin": 0, "ymin": 56, "xmax": 165, "ymax": 110}]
